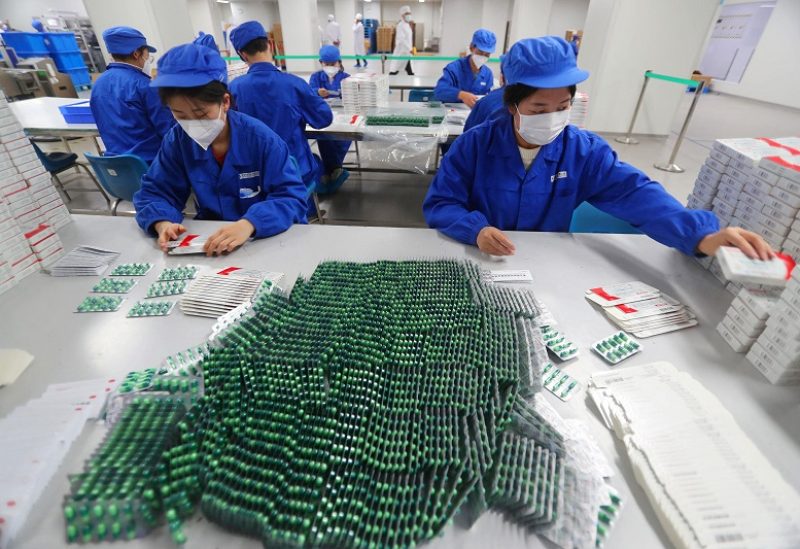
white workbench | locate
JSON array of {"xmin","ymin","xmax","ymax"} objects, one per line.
[
  {"xmin": 7, "ymin": 97, "xmax": 98, "ymax": 138},
  {"xmin": 2, "ymin": 215, "xmax": 799, "ymax": 548}
]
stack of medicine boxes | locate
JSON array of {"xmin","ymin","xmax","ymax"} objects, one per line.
[
  {"xmin": 0, "ymin": 91, "xmax": 71, "ymax": 296},
  {"xmin": 687, "ymin": 137, "xmax": 800, "ymax": 293},
  {"xmin": 745, "ymin": 267, "xmax": 800, "ymax": 385}
]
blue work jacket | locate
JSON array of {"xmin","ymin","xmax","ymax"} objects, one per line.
[
  {"xmin": 90, "ymin": 63, "xmax": 175, "ymax": 163},
  {"xmin": 229, "ymin": 62, "xmax": 333, "ymax": 186},
  {"xmin": 133, "ymin": 110, "xmax": 307, "ymax": 238},
  {"xmin": 464, "ymin": 87, "xmax": 505, "ymax": 132},
  {"xmin": 309, "ymin": 70, "xmax": 350, "ymax": 95},
  {"xmin": 423, "ymin": 113, "xmax": 719, "ymax": 255},
  {"xmin": 434, "ymin": 56, "xmax": 493, "ymax": 103}
]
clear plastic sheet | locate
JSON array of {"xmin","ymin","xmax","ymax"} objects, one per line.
[{"xmin": 358, "ymin": 105, "xmax": 450, "ymax": 174}]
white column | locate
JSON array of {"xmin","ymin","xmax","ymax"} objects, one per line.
[
  {"xmin": 508, "ymin": 0, "xmax": 553, "ymax": 44},
  {"xmin": 480, "ymin": 0, "xmax": 513, "ymax": 53},
  {"xmin": 186, "ymin": 0, "xmax": 225, "ymax": 53},
  {"xmin": 580, "ymin": 0, "xmax": 718, "ymax": 134},
  {"xmin": 335, "ymin": 0, "xmax": 356, "ymax": 60},
  {"xmin": 83, "ymin": 0, "xmax": 194, "ymax": 60},
  {"xmin": 277, "ymin": 0, "xmax": 318, "ymax": 72}
]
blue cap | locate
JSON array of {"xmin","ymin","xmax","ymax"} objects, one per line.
[
  {"xmin": 230, "ymin": 21, "xmax": 268, "ymax": 52},
  {"xmin": 471, "ymin": 29, "xmax": 496, "ymax": 54},
  {"xmin": 504, "ymin": 36, "xmax": 588, "ymax": 88},
  {"xmin": 102, "ymin": 26, "xmax": 156, "ymax": 55},
  {"xmin": 193, "ymin": 32, "xmax": 219, "ymax": 52},
  {"xmin": 150, "ymin": 43, "xmax": 228, "ymax": 88},
  {"xmin": 319, "ymin": 45, "xmax": 341, "ymax": 63}
]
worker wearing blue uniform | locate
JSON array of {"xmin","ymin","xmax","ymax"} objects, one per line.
[
  {"xmin": 133, "ymin": 43, "xmax": 307, "ymax": 256},
  {"xmin": 464, "ymin": 54, "xmax": 507, "ymax": 132},
  {"xmin": 91, "ymin": 27, "xmax": 175, "ymax": 164},
  {"xmin": 308, "ymin": 45, "xmax": 351, "ymax": 194},
  {"xmin": 434, "ymin": 29, "xmax": 496, "ymax": 108},
  {"xmin": 424, "ymin": 37, "xmax": 772, "ymax": 260},
  {"xmin": 229, "ymin": 21, "xmax": 332, "ymax": 215}
]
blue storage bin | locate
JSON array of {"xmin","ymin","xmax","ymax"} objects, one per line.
[
  {"xmin": 50, "ymin": 51, "xmax": 86, "ymax": 71},
  {"xmin": 58, "ymin": 100, "xmax": 94, "ymax": 124},
  {"xmin": 62, "ymin": 67, "xmax": 92, "ymax": 88},
  {"xmin": 1, "ymin": 32, "xmax": 48, "ymax": 57},
  {"xmin": 42, "ymin": 32, "xmax": 79, "ymax": 53}
]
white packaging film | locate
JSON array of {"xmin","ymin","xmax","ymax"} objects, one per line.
[{"xmin": 588, "ymin": 362, "xmax": 800, "ymax": 549}]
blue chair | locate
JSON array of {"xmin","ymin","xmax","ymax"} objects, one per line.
[
  {"xmin": 31, "ymin": 141, "xmax": 105, "ymax": 204},
  {"xmin": 84, "ymin": 153, "xmax": 148, "ymax": 215},
  {"xmin": 569, "ymin": 202, "xmax": 641, "ymax": 234},
  {"xmin": 408, "ymin": 88, "xmax": 436, "ymax": 102}
]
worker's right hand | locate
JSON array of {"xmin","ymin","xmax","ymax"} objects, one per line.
[
  {"xmin": 154, "ymin": 221, "xmax": 186, "ymax": 253},
  {"xmin": 477, "ymin": 226, "xmax": 516, "ymax": 256},
  {"xmin": 318, "ymin": 88, "xmax": 330, "ymax": 98},
  {"xmin": 458, "ymin": 91, "xmax": 479, "ymax": 108}
]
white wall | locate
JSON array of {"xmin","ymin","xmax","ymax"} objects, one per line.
[
  {"xmin": 317, "ymin": 0, "xmax": 335, "ymax": 30},
  {"xmin": 83, "ymin": 0, "xmax": 193, "ymax": 60},
  {"xmin": 1, "ymin": 0, "xmax": 87, "ymax": 31},
  {"xmin": 440, "ymin": 0, "xmax": 482, "ymax": 56},
  {"xmin": 580, "ymin": 0, "xmax": 719, "ymax": 135},
  {"xmin": 546, "ymin": 0, "xmax": 589, "ymax": 37},
  {"xmin": 509, "ymin": 0, "xmax": 552, "ymax": 45},
  {"xmin": 710, "ymin": 0, "xmax": 800, "ymax": 109},
  {"xmin": 360, "ymin": 2, "xmax": 380, "ymax": 21},
  {"xmin": 187, "ymin": 0, "xmax": 225, "ymax": 52},
  {"xmin": 228, "ymin": 1, "xmax": 279, "ymax": 28},
  {"xmin": 481, "ymin": 0, "xmax": 512, "ymax": 53}
]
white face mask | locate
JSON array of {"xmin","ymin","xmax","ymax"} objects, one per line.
[
  {"xmin": 177, "ymin": 104, "xmax": 225, "ymax": 151},
  {"xmin": 403, "ymin": 14, "xmax": 412, "ymax": 22},
  {"xmin": 141, "ymin": 56, "xmax": 153, "ymax": 77},
  {"xmin": 471, "ymin": 54, "xmax": 489, "ymax": 69},
  {"xmin": 323, "ymin": 66, "xmax": 339, "ymax": 77},
  {"xmin": 515, "ymin": 106, "xmax": 570, "ymax": 146}
]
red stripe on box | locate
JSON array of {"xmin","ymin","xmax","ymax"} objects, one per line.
[
  {"xmin": 776, "ymin": 252, "xmax": 797, "ymax": 280},
  {"xmin": 758, "ymin": 137, "xmax": 800, "ymax": 156},
  {"xmin": 589, "ymin": 287, "xmax": 620, "ymax": 301},
  {"xmin": 615, "ymin": 304, "xmax": 638, "ymax": 314},
  {"xmin": 217, "ymin": 267, "xmax": 241, "ymax": 275},
  {"xmin": 23, "ymin": 223, "xmax": 50, "ymax": 239},
  {"xmin": 178, "ymin": 234, "xmax": 200, "ymax": 247},
  {"xmin": 764, "ymin": 155, "xmax": 800, "ymax": 173}
]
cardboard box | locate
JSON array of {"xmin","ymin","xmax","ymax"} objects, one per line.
[
  {"xmin": 687, "ymin": 192, "xmax": 712, "ymax": 210},
  {"xmin": 746, "ymin": 344, "xmax": 800, "ymax": 385},
  {"xmin": 762, "ymin": 195, "xmax": 799, "ymax": 219},
  {"xmin": 20, "ymin": 165, "xmax": 46, "ymax": 181}
]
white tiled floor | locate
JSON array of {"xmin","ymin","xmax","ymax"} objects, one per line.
[{"xmin": 41, "ymin": 91, "xmax": 800, "ymax": 227}]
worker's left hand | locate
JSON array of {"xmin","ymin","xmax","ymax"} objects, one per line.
[
  {"xmin": 319, "ymin": 88, "xmax": 330, "ymax": 98},
  {"xmin": 458, "ymin": 91, "xmax": 479, "ymax": 109},
  {"xmin": 697, "ymin": 227, "xmax": 773, "ymax": 260},
  {"xmin": 203, "ymin": 219, "xmax": 255, "ymax": 257}
]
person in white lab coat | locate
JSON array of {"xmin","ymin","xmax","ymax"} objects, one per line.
[
  {"xmin": 322, "ymin": 14, "xmax": 341, "ymax": 46},
  {"xmin": 353, "ymin": 13, "xmax": 367, "ymax": 68},
  {"xmin": 389, "ymin": 5, "xmax": 414, "ymax": 75}
]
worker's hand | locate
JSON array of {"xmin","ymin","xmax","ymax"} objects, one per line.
[
  {"xmin": 477, "ymin": 226, "xmax": 516, "ymax": 256},
  {"xmin": 697, "ymin": 227, "xmax": 773, "ymax": 260},
  {"xmin": 458, "ymin": 91, "xmax": 479, "ymax": 108},
  {"xmin": 318, "ymin": 88, "xmax": 330, "ymax": 98},
  {"xmin": 154, "ymin": 221, "xmax": 186, "ymax": 253},
  {"xmin": 203, "ymin": 219, "xmax": 255, "ymax": 257}
]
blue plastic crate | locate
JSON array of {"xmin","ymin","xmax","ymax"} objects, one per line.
[
  {"xmin": 62, "ymin": 67, "xmax": 92, "ymax": 88},
  {"xmin": 50, "ymin": 51, "xmax": 86, "ymax": 71},
  {"xmin": 42, "ymin": 32, "xmax": 79, "ymax": 53},
  {"xmin": 1, "ymin": 32, "xmax": 48, "ymax": 56},
  {"xmin": 58, "ymin": 100, "xmax": 94, "ymax": 124}
]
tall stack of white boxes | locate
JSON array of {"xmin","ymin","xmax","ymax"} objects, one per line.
[
  {"xmin": 745, "ymin": 268, "xmax": 800, "ymax": 385},
  {"xmin": 0, "ymin": 92, "xmax": 70, "ymax": 296},
  {"xmin": 687, "ymin": 137, "xmax": 800, "ymax": 293},
  {"xmin": 341, "ymin": 73, "xmax": 389, "ymax": 115}
]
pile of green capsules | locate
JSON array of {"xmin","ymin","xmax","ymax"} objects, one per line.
[
  {"xmin": 63, "ymin": 398, "xmax": 187, "ymax": 543},
  {"xmin": 66, "ymin": 260, "xmax": 614, "ymax": 548},
  {"xmin": 365, "ymin": 114, "xmax": 434, "ymax": 127}
]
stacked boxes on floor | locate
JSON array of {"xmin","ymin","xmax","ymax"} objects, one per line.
[
  {"xmin": 0, "ymin": 92, "xmax": 71, "ymax": 295},
  {"xmin": 746, "ymin": 268, "xmax": 800, "ymax": 385},
  {"xmin": 687, "ymin": 137, "xmax": 800, "ymax": 291}
]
